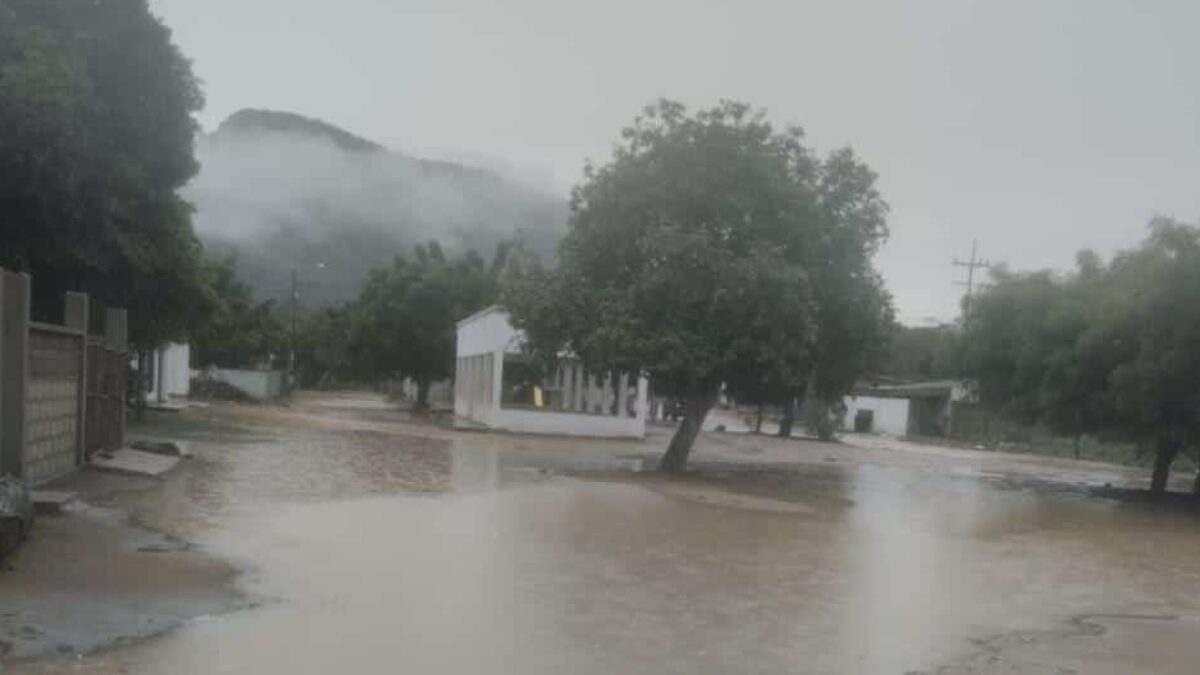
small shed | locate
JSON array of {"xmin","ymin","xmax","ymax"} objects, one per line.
[
  {"xmin": 454, "ymin": 306, "xmax": 648, "ymax": 438},
  {"xmin": 842, "ymin": 380, "xmax": 974, "ymax": 437},
  {"xmin": 143, "ymin": 342, "xmax": 191, "ymax": 404}
]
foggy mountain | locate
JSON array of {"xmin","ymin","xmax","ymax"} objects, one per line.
[{"xmin": 186, "ymin": 109, "xmax": 568, "ymax": 304}]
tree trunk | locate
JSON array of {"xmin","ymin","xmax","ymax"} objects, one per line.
[
  {"xmin": 1151, "ymin": 435, "xmax": 1178, "ymax": 494},
  {"xmin": 1073, "ymin": 433, "xmax": 1082, "ymax": 460},
  {"xmin": 414, "ymin": 376, "xmax": 431, "ymax": 412},
  {"xmin": 658, "ymin": 391, "xmax": 714, "ymax": 473},
  {"xmin": 812, "ymin": 399, "xmax": 834, "ymax": 442},
  {"xmin": 815, "ymin": 407, "xmax": 834, "ymax": 441},
  {"xmin": 754, "ymin": 402, "xmax": 764, "ymax": 435},
  {"xmin": 778, "ymin": 396, "xmax": 796, "ymax": 438}
]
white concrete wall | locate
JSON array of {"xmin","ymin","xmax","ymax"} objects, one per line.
[
  {"xmin": 457, "ymin": 307, "xmax": 519, "ymax": 358},
  {"xmin": 213, "ymin": 368, "xmax": 284, "ymax": 401},
  {"xmin": 843, "ymin": 396, "xmax": 911, "ymax": 436},
  {"xmin": 492, "ymin": 408, "xmax": 645, "ymax": 438}
]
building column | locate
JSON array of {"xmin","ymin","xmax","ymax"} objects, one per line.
[
  {"xmin": 105, "ymin": 308, "xmax": 128, "ymax": 448},
  {"xmin": 561, "ymin": 363, "xmax": 574, "ymax": 411},
  {"xmin": 617, "ymin": 373, "xmax": 630, "ymax": 418},
  {"xmin": 635, "ymin": 376, "xmax": 649, "ymax": 436},
  {"xmin": 64, "ymin": 292, "xmax": 88, "ymax": 466},
  {"xmin": 574, "ymin": 364, "xmax": 586, "ymax": 412},
  {"xmin": 1, "ymin": 271, "xmax": 30, "ymax": 479},
  {"xmin": 599, "ymin": 373, "xmax": 610, "ymax": 416},
  {"xmin": 490, "ymin": 350, "xmax": 503, "ymax": 422}
]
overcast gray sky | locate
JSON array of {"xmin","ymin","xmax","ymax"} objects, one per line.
[{"xmin": 151, "ymin": 0, "xmax": 1200, "ymax": 325}]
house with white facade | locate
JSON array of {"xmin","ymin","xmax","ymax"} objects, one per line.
[
  {"xmin": 454, "ymin": 306, "xmax": 649, "ymax": 438},
  {"xmin": 143, "ymin": 342, "xmax": 191, "ymax": 404},
  {"xmin": 842, "ymin": 380, "xmax": 976, "ymax": 437}
]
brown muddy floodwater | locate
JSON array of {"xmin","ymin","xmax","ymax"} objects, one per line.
[{"xmin": 11, "ymin": 399, "xmax": 1200, "ymax": 674}]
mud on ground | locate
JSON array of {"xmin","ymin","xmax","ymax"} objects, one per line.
[{"xmin": 5, "ymin": 392, "xmax": 1200, "ymax": 674}]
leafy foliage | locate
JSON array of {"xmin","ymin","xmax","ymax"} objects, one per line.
[
  {"xmin": 0, "ymin": 0, "xmax": 206, "ymax": 346},
  {"xmin": 504, "ymin": 100, "xmax": 891, "ymax": 468},
  {"xmin": 883, "ymin": 323, "xmax": 961, "ymax": 381},
  {"xmin": 191, "ymin": 257, "xmax": 286, "ymax": 369},
  {"xmin": 350, "ymin": 242, "xmax": 502, "ymax": 406},
  {"xmin": 963, "ymin": 218, "xmax": 1200, "ymax": 492},
  {"xmin": 294, "ymin": 305, "xmax": 358, "ymax": 388}
]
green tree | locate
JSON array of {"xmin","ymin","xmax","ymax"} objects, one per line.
[
  {"xmin": 883, "ymin": 324, "xmax": 961, "ymax": 381},
  {"xmin": 792, "ymin": 148, "xmax": 893, "ymax": 439},
  {"xmin": 964, "ymin": 219, "xmax": 1200, "ymax": 494},
  {"xmin": 1032, "ymin": 254, "xmax": 1120, "ymax": 457},
  {"xmin": 505, "ymin": 100, "xmax": 890, "ymax": 471},
  {"xmin": 294, "ymin": 305, "xmax": 358, "ymax": 388},
  {"xmin": 351, "ymin": 242, "xmax": 500, "ymax": 409},
  {"xmin": 191, "ymin": 257, "xmax": 286, "ymax": 369},
  {"xmin": 963, "ymin": 270, "xmax": 1067, "ymax": 428},
  {"xmin": 1103, "ymin": 219, "xmax": 1200, "ymax": 493},
  {"xmin": 0, "ymin": 0, "xmax": 205, "ymax": 346}
]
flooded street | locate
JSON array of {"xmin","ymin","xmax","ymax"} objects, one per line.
[{"xmin": 8, "ymin": 394, "xmax": 1200, "ymax": 674}]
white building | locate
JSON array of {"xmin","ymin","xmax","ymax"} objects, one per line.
[
  {"xmin": 842, "ymin": 395, "xmax": 913, "ymax": 436},
  {"xmin": 144, "ymin": 342, "xmax": 191, "ymax": 403},
  {"xmin": 454, "ymin": 306, "xmax": 648, "ymax": 438},
  {"xmin": 842, "ymin": 380, "xmax": 976, "ymax": 437}
]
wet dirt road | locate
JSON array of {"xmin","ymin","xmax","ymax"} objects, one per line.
[{"xmin": 8, "ymin": 393, "xmax": 1200, "ymax": 674}]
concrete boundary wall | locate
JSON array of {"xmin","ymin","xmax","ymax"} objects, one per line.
[
  {"xmin": 0, "ymin": 268, "xmax": 127, "ymax": 485},
  {"xmin": 210, "ymin": 368, "xmax": 284, "ymax": 401}
]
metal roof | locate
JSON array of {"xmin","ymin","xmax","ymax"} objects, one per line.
[{"xmin": 853, "ymin": 379, "xmax": 959, "ymax": 399}]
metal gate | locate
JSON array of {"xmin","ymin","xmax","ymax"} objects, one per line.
[{"xmin": 86, "ymin": 338, "xmax": 127, "ymax": 456}]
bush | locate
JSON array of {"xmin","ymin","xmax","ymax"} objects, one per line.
[{"xmin": 189, "ymin": 377, "xmax": 255, "ymax": 403}]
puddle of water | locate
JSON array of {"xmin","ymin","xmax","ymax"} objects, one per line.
[
  {"xmin": 46, "ymin": 440, "xmax": 1200, "ymax": 675},
  {"xmin": 13, "ymin": 397, "xmax": 1200, "ymax": 674}
]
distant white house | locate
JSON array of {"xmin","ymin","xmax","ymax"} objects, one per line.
[
  {"xmin": 144, "ymin": 342, "xmax": 191, "ymax": 403},
  {"xmin": 842, "ymin": 380, "xmax": 976, "ymax": 437},
  {"xmin": 454, "ymin": 306, "xmax": 648, "ymax": 438}
]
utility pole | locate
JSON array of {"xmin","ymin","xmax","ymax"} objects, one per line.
[
  {"xmin": 954, "ymin": 240, "xmax": 990, "ymax": 320},
  {"xmin": 288, "ymin": 267, "xmax": 297, "ymax": 393},
  {"xmin": 286, "ymin": 262, "xmax": 325, "ymax": 394}
]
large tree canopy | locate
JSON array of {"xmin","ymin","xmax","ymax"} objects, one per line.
[
  {"xmin": 882, "ymin": 323, "xmax": 961, "ymax": 382},
  {"xmin": 504, "ymin": 100, "xmax": 890, "ymax": 470},
  {"xmin": 964, "ymin": 218, "xmax": 1200, "ymax": 493},
  {"xmin": 190, "ymin": 257, "xmax": 285, "ymax": 370},
  {"xmin": 0, "ymin": 0, "xmax": 205, "ymax": 346},
  {"xmin": 351, "ymin": 242, "xmax": 502, "ymax": 408}
]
